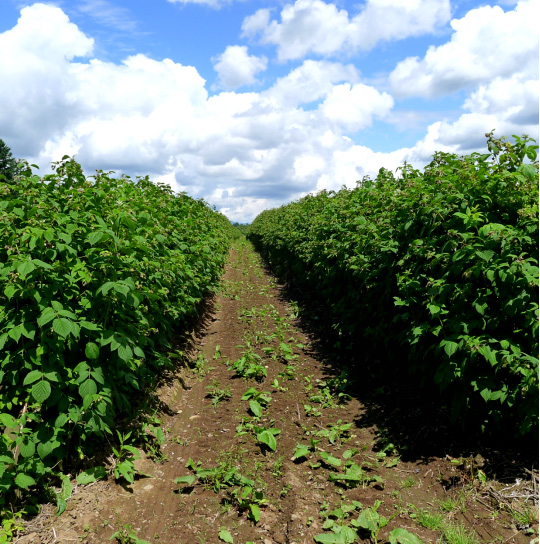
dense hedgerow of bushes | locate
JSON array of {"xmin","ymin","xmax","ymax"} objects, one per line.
[
  {"xmin": 249, "ymin": 134, "xmax": 539, "ymax": 438},
  {"xmin": 0, "ymin": 157, "xmax": 232, "ymax": 506}
]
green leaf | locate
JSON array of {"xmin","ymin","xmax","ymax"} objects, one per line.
[
  {"xmin": 174, "ymin": 475, "xmax": 196, "ymax": 486},
  {"xmin": 314, "ymin": 527, "xmax": 358, "ymax": 544},
  {"xmin": 80, "ymin": 320, "xmax": 100, "ymax": 331},
  {"xmin": 248, "ymin": 504, "xmax": 260, "ymax": 523},
  {"xmin": 52, "ymin": 317, "xmax": 74, "ymax": 339},
  {"xmin": 91, "ymin": 367, "xmax": 105, "ymax": 385},
  {"xmin": 79, "ymin": 379, "xmax": 98, "ymax": 398},
  {"xmin": 293, "ymin": 445, "xmax": 310, "ymax": 460},
  {"xmin": 117, "ymin": 344, "xmax": 133, "ymax": 362},
  {"xmin": 116, "ymin": 460, "xmax": 135, "ymax": 483},
  {"xmin": 76, "ymin": 466, "xmax": 107, "ymax": 485},
  {"xmin": 389, "ymin": 528, "xmax": 423, "ymax": 544},
  {"xmin": 56, "ymin": 498, "xmax": 67, "ymax": 516},
  {"xmin": 88, "ymin": 231, "xmax": 104, "ymax": 245},
  {"xmin": 249, "ymin": 400, "xmax": 263, "ymax": 417},
  {"xmin": 98, "ymin": 281, "xmax": 115, "ymax": 296},
  {"xmin": 17, "ymin": 261, "xmax": 36, "ymax": 277},
  {"xmin": 31, "ymin": 380, "xmax": 52, "ymax": 403},
  {"xmin": 218, "ymin": 529, "xmax": 234, "ymax": 543},
  {"xmin": 133, "ymin": 346, "xmax": 145, "ymax": 358},
  {"xmin": 59, "ymin": 473, "xmax": 73, "ymax": 501},
  {"xmin": 356, "ymin": 508, "xmax": 380, "ymax": 531},
  {"xmin": 0, "ymin": 413, "xmax": 17, "ymax": 428},
  {"xmin": 476, "ymin": 250, "xmax": 495, "ymax": 262},
  {"xmin": 320, "ymin": 451, "xmax": 342, "ymax": 467},
  {"xmin": 256, "ymin": 430, "xmax": 277, "ymax": 451},
  {"xmin": 37, "ymin": 441, "xmax": 54, "ymax": 460},
  {"xmin": 19, "ymin": 440, "xmax": 36, "ymax": 459},
  {"xmin": 85, "ymin": 342, "xmax": 100, "ymax": 360},
  {"xmin": 32, "ymin": 259, "xmax": 53, "ymax": 269},
  {"xmin": 8, "ymin": 325, "xmax": 22, "ymax": 343},
  {"xmin": 15, "ymin": 473, "xmax": 36, "ymax": 489},
  {"xmin": 314, "ymin": 533, "xmax": 342, "ymax": 544},
  {"xmin": 37, "ymin": 307, "xmax": 57, "ymax": 327},
  {"xmin": 442, "ymin": 340, "xmax": 459, "ymax": 357},
  {"xmin": 4, "ymin": 284, "xmax": 17, "ymax": 299},
  {"xmin": 23, "ymin": 370, "xmax": 43, "ymax": 385}
]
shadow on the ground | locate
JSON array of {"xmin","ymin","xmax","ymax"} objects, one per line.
[{"xmin": 255, "ymin": 256, "xmax": 538, "ymax": 484}]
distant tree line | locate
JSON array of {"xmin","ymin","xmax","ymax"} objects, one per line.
[
  {"xmin": 0, "ymin": 139, "xmax": 20, "ymax": 181},
  {"xmin": 232, "ymin": 222, "xmax": 251, "ymax": 236}
]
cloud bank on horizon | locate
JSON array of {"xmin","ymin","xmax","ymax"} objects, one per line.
[{"xmin": 0, "ymin": 0, "xmax": 538, "ymax": 222}]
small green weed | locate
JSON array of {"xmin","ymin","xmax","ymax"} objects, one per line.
[
  {"xmin": 206, "ymin": 380, "xmax": 232, "ymax": 410},
  {"xmin": 110, "ymin": 524, "xmax": 149, "ymax": 544}
]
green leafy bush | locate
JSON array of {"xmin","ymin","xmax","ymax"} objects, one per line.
[
  {"xmin": 0, "ymin": 157, "xmax": 231, "ymax": 505},
  {"xmin": 249, "ymin": 134, "xmax": 539, "ymax": 437}
]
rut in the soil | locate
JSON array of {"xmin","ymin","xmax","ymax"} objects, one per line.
[{"xmin": 20, "ymin": 240, "xmax": 536, "ymax": 545}]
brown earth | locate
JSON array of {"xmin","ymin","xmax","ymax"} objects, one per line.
[{"xmin": 14, "ymin": 240, "xmax": 538, "ymax": 544}]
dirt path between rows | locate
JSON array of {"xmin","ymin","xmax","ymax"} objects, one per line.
[{"xmin": 16, "ymin": 241, "xmax": 537, "ymax": 544}]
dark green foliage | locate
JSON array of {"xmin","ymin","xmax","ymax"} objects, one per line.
[
  {"xmin": 249, "ymin": 134, "xmax": 539, "ymax": 438},
  {"xmin": 0, "ymin": 157, "xmax": 231, "ymax": 503},
  {"xmin": 0, "ymin": 140, "xmax": 19, "ymax": 181}
]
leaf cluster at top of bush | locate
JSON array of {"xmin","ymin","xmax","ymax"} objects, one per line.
[
  {"xmin": 248, "ymin": 134, "xmax": 539, "ymax": 438},
  {"xmin": 0, "ymin": 157, "xmax": 232, "ymax": 505}
]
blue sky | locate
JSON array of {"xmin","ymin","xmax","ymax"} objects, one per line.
[{"xmin": 0, "ymin": 0, "xmax": 538, "ymax": 221}]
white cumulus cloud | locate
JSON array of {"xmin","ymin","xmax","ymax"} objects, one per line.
[
  {"xmin": 389, "ymin": 0, "xmax": 539, "ymax": 98},
  {"xmin": 0, "ymin": 2, "xmax": 537, "ymax": 224},
  {"xmin": 242, "ymin": 0, "xmax": 451, "ymax": 61},
  {"xmin": 262, "ymin": 60, "xmax": 360, "ymax": 108},
  {"xmin": 213, "ymin": 45, "xmax": 267, "ymax": 90},
  {"xmin": 320, "ymin": 83, "xmax": 394, "ymax": 131}
]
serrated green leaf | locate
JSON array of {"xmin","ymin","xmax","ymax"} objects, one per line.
[
  {"xmin": 15, "ymin": 473, "xmax": 36, "ymax": 489},
  {"xmin": 55, "ymin": 413, "xmax": 69, "ymax": 428},
  {"xmin": 43, "ymin": 371, "xmax": 61, "ymax": 382},
  {"xmin": 91, "ymin": 367, "xmax": 105, "ymax": 385},
  {"xmin": 37, "ymin": 307, "xmax": 57, "ymax": 327},
  {"xmin": 117, "ymin": 460, "xmax": 135, "ymax": 483},
  {"xmin": 80, "ymin": 320, "xmax": 100, "ymax": 331},
  {"xmin": 88, "ymin": 231, "xmax": 104, "ymax": 245},
  {"xmin": 117, "ymin": 344, "xmax": 133, "ymax": 362},
  {"xmin": 76, "ymin": 466, "xmax": 107, "ymax": 485},
  {"xmin": 31, "ymin": 380, "xmax": 52, "ymax": 403},
  {"xmin": 79, "ymin": 379, "xmax": 98, "ymax": 398},
  {"xmin": 23, "ymin": 370, "xmax": 43, "ymax": 386},
  {"xmin": 17, "ymin": 261, "xmax": 36, "ymax": 277},
  {"xmin": 133, "ymin": 346, "xmax": 145, "ymax": 358},
  {"xmin": 85, "ymin": 342, "xmax": 100, "ymax": 360},
  {"xmin": 0, "ymin": 413, "xmax": 17, "ymax": 428},
  {"xmin": 4, "ymin": 284, "xmax": 17, "ymax": 299},
  {"xmin": 8, "ymin": 325, "xmax": 22, "ymax": 343},
  {"xmin": 442, "ymin": 340, "xmax": 459, "ymax": 357},
  {"xmin": 32, "ymin": 258, "xmax": 53, "ymax": 269},
  {"xmin": 19, "ymin": 440, "xmax": 36, "ymax": 459},
  {"xmin": 52, "ymin": 317, "xmax": 74, "ymax": 338},
  {"xmin": 37, "ymin": 441, "xmax": 54, "ymax": 460}
]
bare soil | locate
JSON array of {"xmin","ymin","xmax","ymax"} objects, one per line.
[{"xmin": 15, "ymin": 241, "xmax": 538, "ymax": 544}]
